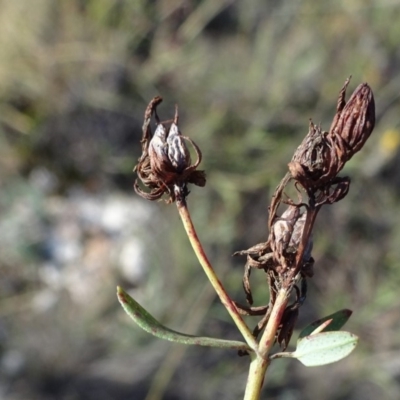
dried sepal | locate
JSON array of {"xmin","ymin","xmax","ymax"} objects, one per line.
[
  {"xmin": 148, "ymin": 123, "xmax": 171, "ymax": 175},
  {"xmin": 134, "ymin": 97, "xmax": 206, "ymax": 203},
  {"xmin": 329, "ymin": 77, "xmax": 351, "ymax": 131},
  {"xmin": 314, "ymin": 176, "xmax": 351, "ymax": 206},
  {"xmin": 277, "ymin": 307, "xmax": 299, "ymax": 350},
  {"xmin": 167, "ymin": 107, "xmax": 191, "ymax": 172},
  {"xmin": 136, "ymin": 95, "xmax": 163, "ymax": 168},
  {"xmin": 234, "ymin": 302, "xmax": 269, "ymax": 317}
]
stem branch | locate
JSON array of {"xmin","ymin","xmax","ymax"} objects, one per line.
[{"xmin": 175, "ymin": 193, "xmax": 257, "ymax": 351}]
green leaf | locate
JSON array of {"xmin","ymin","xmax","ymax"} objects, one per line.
[
  {"xmin": 290, "ymin": 331, "xmax": 358, "ymax": 366},
  {"xmin": 117, "ymin": 287, "xmax": 252, "ymax": 352},
  {"xmin": 298, "ymin": 309, "xmax": 352, "ymax": 339}
]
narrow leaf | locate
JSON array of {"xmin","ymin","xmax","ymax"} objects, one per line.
[
  {"xmin": 291, "ymin": 331, "xmax": 358, "ymax": 366},
  {"xmin": 117, "ymin": 287, "xmax": 251, "ymax": 352},
  {"xmin": 299, "ymin": 309, "xmax": 352, "ymax": 339}
]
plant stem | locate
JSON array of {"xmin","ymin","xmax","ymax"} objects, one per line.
[
  {"xmin": 175, "ymin": 188, "xmax": 291, "ymax": 399},
  {"xmin": 259, "ymin": 288, "xmax": 290, "ymax": 356},
  {"xmin": 175, "ymin": 193, "xmax": 258, "ymax": 351},
  {"xmin": 243, "ymin": 288, "xmax": 290, "ymax": 399},
  {"xmin": 243, "ymin": 356, "xmax": 269, "ymax": 400},
  {"xmin": 243, "ymin": 203, "xmax": 316, "ymax": 397}
]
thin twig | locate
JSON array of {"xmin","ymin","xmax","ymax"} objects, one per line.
[{"xmin": 174, "ymin": 187, "xmax": 258, "ymax": 351}]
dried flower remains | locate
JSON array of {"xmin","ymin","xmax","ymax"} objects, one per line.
[
  {"xmin": 234, "ymin": 78, "xmax": 375, "ymax": 349},
  {"xmin": 134, "ymin": 96, "xmax": 206, "ymax": 203},
  {"xmin": 288, "ymin": 78, "xmax": 375, "ymax": 196}
]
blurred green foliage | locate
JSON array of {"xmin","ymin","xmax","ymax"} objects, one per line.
[{"xmin": 1, "ymin": 1, "xmax": 400, "ymax": 399}]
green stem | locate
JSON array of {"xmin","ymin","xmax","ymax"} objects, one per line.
[
  {"xmin": 175, "ymin": 195, "xmax": 257, "ymax": 351},
  {"xmin": 243, "ymin": 356, "xmax": 269, "ymax": 400},
  {"xmin": 243, "ymin": 288, "xmax": 290, "ymax": 399}
]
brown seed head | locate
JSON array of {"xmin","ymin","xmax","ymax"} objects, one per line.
[
  {"xmin": 288, "ymin": 79, "xmax": 375, "ymax": 192},
  {"xmin": 329, "ymin": 81, "xmax": 375, "ymax": 158},
  {"xmin": 288, "ymin": 121, "xmax": 330, "ymax": 187},
  {"xmin": 134, "ymin": 97, "xmax": 206, "ymax": 203}
]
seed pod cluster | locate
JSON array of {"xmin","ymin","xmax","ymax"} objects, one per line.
[{"xmin": 234, "ymin": 79, "xmax": 375, "ymax": 347}]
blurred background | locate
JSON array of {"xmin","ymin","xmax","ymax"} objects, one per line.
[{"xmin": 0, "ymin": 1, "xmax": 400, "ymax": 399}]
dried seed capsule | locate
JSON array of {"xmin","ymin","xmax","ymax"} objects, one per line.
[
  {"xmin": 289, "ymin": 212, "xmax": 313, "ymax": 262},
  {"xmin": 148, "ymin": 123, "xmax": 171, "ymax": 175},
  {"xmin": 272, "ymin": 206, "xmax": 313, "ymax": 266},
  {"xmin": 167, "ymin": 122, "xmax": 191, "ymax": 172},
  {"xmin": 288, "ymin": 121, "xmax": 331, "ymax": 186},
  {"xmin": 288, "ymin": 80, "xmax": 375, "ymax": 192},
  {"xmin": 134, "ymin": 96, "xmax": 205, "ymax": 202},
  {"xmin": 272, "ymin": 206, "xmax": 299, "ymax": 255},
  {"xmin": 329, "ymin": 82, "xmax": 375, "ymax": 158}
]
